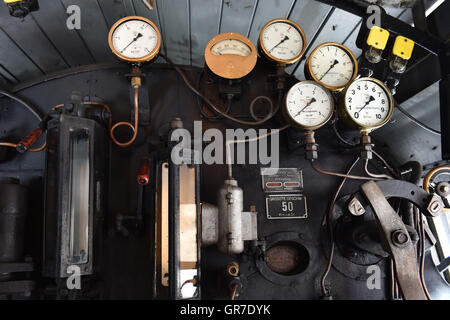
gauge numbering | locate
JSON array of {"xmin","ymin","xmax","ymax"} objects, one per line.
[
  {"xmin": 284, "ymin": 81, "xmax": 334, "ymax": 131},
  {"xmin": 259, "ymin": 19, "xmax": 306, "ymax": 65},
  {"xmin": 109, "ymin": 16, "xmax": 161, "ymax": 63},
  {"xmin": 343, "ymin": 78, "xmax": 393, "ymax": 130},
  {"xmin": 306, "ymin": 42, "xmax": 358, "ymax": 91}
]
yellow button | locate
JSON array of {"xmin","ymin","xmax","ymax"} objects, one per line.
[
  {"xmin": 366, "ymin": 26, "xmax": 390, "ymax": 50},
  {"xmin": 392, "ymin": 36, "xmax": 414, "ymax": 60},
  {"xmin": 4, "ymin": 0, "xmax": 22, "ymax": 3}
]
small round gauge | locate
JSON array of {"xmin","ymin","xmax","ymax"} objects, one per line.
[
  {"xmin": 283, "ymin": 81, "xmax": 334, "ymax": 131},
  {"xmin": 305, "ymin": 42, "xmax": 358, "ymax": 91},
  {"xmin": 338, "ymin": 77, "xmax": 394, "ymax": 132},
  {"xmin": 108, "ymin": 16, "xmax": 161, "ymax": 63},
  {"xmin": 259, "ymin": 19, "xmax": 306, "ymax": 65},
  {"xmin": 205, "ymin": 32, "xmax": 257, "ymax": 80}
]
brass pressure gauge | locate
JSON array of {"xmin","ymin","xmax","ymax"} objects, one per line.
[
  {"xmin": 305, "ymin": 42, "xmax": 358, "ymax": 91},
  {"xmin": 338, "ymin": 77, "xmax": 394, "ymax": 133},
  {"xmin": 108, "ymin": 16, "xmax": 161, "ymax": 63},
  {"xmin": 283, "ymin": 81, "xmax": 334, "ymax": 131},
  {"xmin": 204, "ymin": 32, "xmax": 257, "ymax": 80},
  {"xmin": 259, "ymin": 19, "xmax": 307, "ymax": 66}
]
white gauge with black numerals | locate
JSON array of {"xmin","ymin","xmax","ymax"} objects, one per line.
[
  {"xmin": 306, "ymin": 42, "xmax": 358, "ymax": 91},
  {"xmin": 339, "ymin": 77, "xmax": 394, "ymax": 132},
  {"xmin": 108, "ymin": 16, "xmax": 161, "ymax": 63},
  {"xmin": 283, "ymin": 81, "xmax": 334, "ymax": 131},
  {"xmin": 259, "ymin": 19, "xmax": 306, "ymax": 65},
  {"xmin": 210, "ymin": 39, "xmax": 252, "ymax": 56}
]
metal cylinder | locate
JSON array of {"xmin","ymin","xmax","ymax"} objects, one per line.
[
  {"xmin": 0, "ymin": 179, "xmax": 28, "ymax": 262},
  {"xmin": 217, "ymin": 179, "xmax": 244, "ymax": 254}
]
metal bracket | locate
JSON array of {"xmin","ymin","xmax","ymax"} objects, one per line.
[{"xmin": 361, "ymin": 181, "xmax": 427, "ymax": 300}]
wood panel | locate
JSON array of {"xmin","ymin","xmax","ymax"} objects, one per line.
[
  {"xmin": 0, "ymin": 28, "xmax": 43, "ymax": 82},
  {"xmin": 247, "ymin": 0, "xmax": 296, "ymax": 44},
  {"xmin": 220, "ymin": 0, "xmax": 257, "ymax": 35},
  {"xmin": 190, "ymin": 0, "xmax": 222, "ymax": 67},
  {"xmin": 292, "ymin": 7, "xmax": 362, "ymax": 80},
  {"xmin": 0, "ymin": 3, "xmax": 68, "ymax": 73},
  {"xmin": 31, "ymin": 0, "xmax": 94, "ymax": 67},
  {"xmin": 98, "ymin": 0, "xmax": 129, "ymax": 29},
  {"xmin": 285, "ymin": 0, "xmax": 334, "ymax": 74},
  {"xmin": 157, "ymin": 0, "xmax": 191, "ymax": 65},
  {"xmin": 60, "ymin": 0, "xmax": 115, "ymax": 62}
]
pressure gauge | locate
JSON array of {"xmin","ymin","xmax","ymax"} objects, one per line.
[
  {"xmin": 108, "ymin": 16, "xmax": 161, "ymax": 63},
  {"xmin": 338, "ymin": 77, "xmax": 394, "ymax": 132},
  {"xmin": 305, "ymin": 42, "xmax": 358, "ymax": 91},
  {"xmin": 205, "ymin": 32, "xmax": 257, "ymax": 80},
  {"xmin": 259, "ymin": 19, "xmax": 306, "ymax": 65},
  {"xmin": 283, "ymin": 81, "xmax": 334, "ymax": 131}
]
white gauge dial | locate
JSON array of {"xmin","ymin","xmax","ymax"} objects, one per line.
[
  {"xmin": 285, "ymin": 81, "xmax": 334, "ymax": 130},
  {"xmin": 307, "ymin": 43, "xmax": 357, "ymax": 90},
  {"xmin": 210, "ymin": 39, "xmax": 252, "ymax": 56},
  {"xmin": 344, "ymin": 78, "xmax": 392, "ymax": 128},
  {"xmin": 111, "ymin": 19, "xmax": 159, "ymax": 59},
  {"xmin": 261, "ymin": 21, "xmax": 305, "ymax": 62}
]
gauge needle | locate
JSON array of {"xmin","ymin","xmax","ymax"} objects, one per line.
[
  {"xmin": 121, "ymin": 33, "xmax": 143, "ymax": 53},
  {"xmin": 269, "ymin": 35, "xmax": 289, "ymax": 53},
  {"xmin": 319, "ymin": 59, "xmax": 339, "ymax": 80},
  {"xmin": 355, "ymin": 95, "xmax": 375, "ymax": 115},
  {"xmin": 294, "ymin": 98, "xmax": 316, "ymax": 118}
]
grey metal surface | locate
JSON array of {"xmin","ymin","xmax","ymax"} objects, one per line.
[{"xmin": 373, "ymin": 81, "xmax": 442, "ymax": 166}]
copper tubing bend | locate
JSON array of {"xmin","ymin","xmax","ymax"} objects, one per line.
[{"xmin": 110, "ymin": 87, "xmax": 139, "ymax": 147}]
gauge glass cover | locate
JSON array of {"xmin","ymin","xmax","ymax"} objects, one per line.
[
  {"xmin": 344, "ymin": 78, "xmax": 392, "ymax": 128},
  {"xmin": 307, "ymin": 43, "xmax": 357, "ymax": 90},
  {"xmin": 261, "ymin": 21, "xmax": 305, "ymax": 63},
  {"xmin": 210, "ymin": 39, "xmax": 252, "ymax": 56},
  {"xmin": 109, "ymin": 17, "xmax": 160, "ymax": 62},
  {"xmin": 285, "ymin": 81, "xmax": 334, "ymax": 130}
]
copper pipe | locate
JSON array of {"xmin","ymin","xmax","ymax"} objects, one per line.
[
  {"xmin": 230, "ymin": 283, "xmax": 238, "ymax": 300},
  {"xmin": 109, "ymin": 88, "xmax": 139, "ymax": 147}
]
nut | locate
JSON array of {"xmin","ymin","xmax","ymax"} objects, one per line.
[{"xmin": 391, "ymin": 230, "xmax": 409, "ymax": 247}]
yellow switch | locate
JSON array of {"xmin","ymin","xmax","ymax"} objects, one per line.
[
  {"xmin": 392, "ymin": 36, "xmax": 414, "ymax": 60},
  {"xmin": 366, "ymin": 26, "xmax": 390, "ymax": 50}
]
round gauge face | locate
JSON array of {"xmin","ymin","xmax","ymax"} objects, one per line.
[
  {"xmin": 108, "ymin": 16, "xmax": 161, "ymax": 63},
  {"xmin": 211, "ymin": 39, "xmax": 252, "ymax": 56},
  {"xmin": 284, "ymin": 81, "xmax": 334, "ymax": 130},
  {"xmin": 204, "ymin": 32, "xmax": 257, "ymax": 80},
  {"xmin": 259, "ymin": 19, "xmax": 306, "ymax": 65},
  {"xmin": 307, "ymin": 43, "xmax": 358, "ymax": 90},
  {"xmin": 343, "ymin": 78, "xmax": 393, "ymax": 129}
]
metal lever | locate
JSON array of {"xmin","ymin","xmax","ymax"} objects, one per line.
[{"xmin": 361, "ymin": 181, "xmax": 427, "ymax": 300}]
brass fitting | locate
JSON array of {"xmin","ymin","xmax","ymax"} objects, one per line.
[
  {"xmin": 227, "ymin": 261, "xmax": 239, "ymax": 277},
  {"xmin": 130, "ymin": 66, "xmax": 142, "ymax": 89}
]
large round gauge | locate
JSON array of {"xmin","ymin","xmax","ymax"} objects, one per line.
[
  {"xmin": 338, "ymin": 77, "xmax": 394, "ymax": 132},
  {"xmin": 205, "ymin": 32, "xmax": 257, "ymax": 80},
  {"xmin": 259, "ymin": 19, "xmax": 306, "ymax": 65},
  {"xmin": 305, "ymin": 42, "xmax": 358, "ymax": 91},
  {"xmin": 108, "ymin": 16, "xmax": 161, "ymax": 63},
  {"xmin": 283, "ymin": 81, "xmax": 334, "ymax": 131}
]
